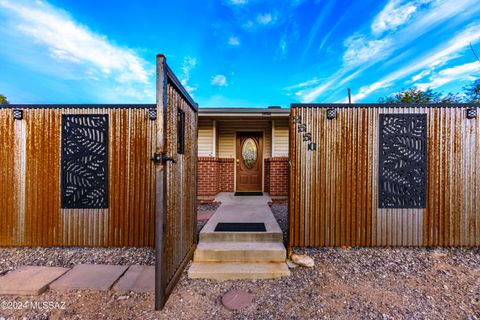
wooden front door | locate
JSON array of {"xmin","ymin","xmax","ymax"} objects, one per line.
[{"xmin": 236, "ymin": 132, "xmax": 263, "ymax": 192}]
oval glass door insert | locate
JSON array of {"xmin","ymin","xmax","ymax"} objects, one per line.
[{"xmin": 242, "ymin": 138, "xmax": 257, "ymax": 169}]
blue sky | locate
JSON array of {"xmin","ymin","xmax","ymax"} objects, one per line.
[{"xmin": 0, "ymin": 0, "xmax": 479, "ymax": 107}]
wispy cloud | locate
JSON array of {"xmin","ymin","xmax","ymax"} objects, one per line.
[
  {"xmin": 342, "ymin": 35, "xmax": 391, "ymax": 66},
  {"xmin": 180, "ymin": 56, "xmax": 197, "ymax": 94},
  {"xmin": 415, "ymin": 61, "xmax": 480, "ymax": 91},
  {"xmin": 256, "ymin": 13, "xmax": 273, "ymax": 25},
  {"xmin": 371, "ymin": 0, "xmax": 421, "ymax": 35},
  {"xmin": 228, "ymin": 35, "xmax": 240, "ymax": 46},
  {"xmin": 0, "ymin": 0, "xmax": 153, "ymax": 101},
  {"xmin": 349, "ymin": 23, "xmax": 480, "ymax": 102},
  {"xmin": 228, "ymin": 0, "xmax": 247, "ymax": 5},
  {"xmin": 291, "ymin": 0, "xmax": 480, "ymax": 103},
  {"xmin": 211, "ymin": 74, "xmax": 228, "ymax": 86}
]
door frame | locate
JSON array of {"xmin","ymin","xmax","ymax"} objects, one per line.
[{"xmin": 234, "ymin": 130, "xmax": 265, "ymax": 192}]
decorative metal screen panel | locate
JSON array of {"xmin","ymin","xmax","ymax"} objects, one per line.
[
  {"xmin": 379, "ymin": 114, "xmax": 427, "ymax": 208},
  {"xmin": 61, "ymin": 115, "xmax": 108, "ymax": 209}
]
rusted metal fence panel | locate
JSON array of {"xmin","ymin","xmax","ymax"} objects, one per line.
[
  {"xmin": 289, "ymin": 104, "xmax": 479, "ymax": 247},
  {"xmin": 0, "ymin": 108, "xmax": 16, "ymax": 245},
  {"xmin": 0, "ymin": 105, "xmax": 156, "ymax": 247}
]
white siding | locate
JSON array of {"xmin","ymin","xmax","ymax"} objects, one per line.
[
  {"xmin": 273, "ymin": 119, "xmax": 289, "ymax": 157},
  {"xmin": 198, "ymin": 119, "xmax": 214, "ymax": 156}
]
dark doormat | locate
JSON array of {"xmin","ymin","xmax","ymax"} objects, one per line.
[
  {"xmin": 214, "ymin": 222, "xmax": 266, "ymax": 232},
  {"xmin": 234, "ymin": 192, "xmax": 263, "ymax": 196}
]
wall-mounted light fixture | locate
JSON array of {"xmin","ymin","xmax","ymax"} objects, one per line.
[
  {"xmin": 327, "ymin": 108, "xmax": 336, "ymax": 119},
  {"xmin": 466, "ymin": 108, "xmax": 477, "ymax": 119},
  {"xmin": 148, "ymin": 108, "xmax": 157, "ymax": 120},
  {"xmin": 13, "ymin": 109, "xmax": 23, "ymax": 120}
]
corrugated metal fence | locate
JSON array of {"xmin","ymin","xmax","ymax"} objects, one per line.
[
  {"xmin": 289, "ymin": 104, "xmax": 479, "ymax": 247},
  {"xmin": 0, "ymin": 105, "xmax": 156, "ymax": 246}
]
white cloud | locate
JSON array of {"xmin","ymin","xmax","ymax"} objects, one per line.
[
  {"xmin": 280, "ymin": 40, "xmax": 287, "ymax": 55},
  {"xmin": 180, "ymin": 56, "xmax": 197, "ymax": 94},
  {"xmin": 211, "ymin": 74, "xmax": 228, "ymax": 86},
  {"xmin": 411, "ymin": 69, "xmax": 431, "ymax": 82},
  {"xmin": 349, "ymin": 23, "xmax": 480, "ymax": 101},
  {"xmin": 0, "ymin": 0, "xmax": 153, "ymax": 101},
  {"xmin": 292, "ymin": 0, "xmax": 480, "ymax": 103},
  {"xmin": 229, "ymin": 0, "xmax": 247, "ymax": 4},
  {"xmin": 343, "ymin": 35, "xmax": 392, "ymax": 66},
  {"xmin": 242, "ymin": 20, "xmax": 254, "ymax": 29},
  {"xmin": 228, "ymin": 36, "xmax": 240, "ymax": 46},
  {"xmin": 283, "ymin": 78, "xmax": 322, "ymax": 90},
  {"xmin": 257, "ymin": 13, "xmax": 273, "ymax": 25},
  {"xmin": 371, "ymin": 0, "xmax": 419, "ymax": 35},
  {"xmin": 415, "ymin": 61, "xmax": 480, "ymax": 91}
]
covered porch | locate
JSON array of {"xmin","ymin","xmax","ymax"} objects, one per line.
[{"xmin": 197, "ymin": 107, "xmax": 290, "ymax": 202}]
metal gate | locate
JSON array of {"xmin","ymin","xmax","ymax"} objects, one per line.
[
  {"xmin": 154, "ymin": 55, "xmax": 198, "ymax": 310},
  {"xmin": 289, "ymin": 104, "xmax": 479, "ymax": 248}
]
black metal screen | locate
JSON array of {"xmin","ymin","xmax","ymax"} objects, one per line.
[
  {"xmin": 379, "ymin": 114, "xmax": 427, "ymax": 208},
  {"xmin": 61, "ymin": 115, "xmax": 109, "ymax": 209}
]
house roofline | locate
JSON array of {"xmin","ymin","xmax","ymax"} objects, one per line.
[{"xmin": 199, "ymin": 107, "xmax": 290, "ymax": 117}]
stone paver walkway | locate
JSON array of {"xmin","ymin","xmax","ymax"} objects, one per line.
[
  {"xmin": 113, "ymin": 265, "xmax": 154, "ymax": 293},
  {"xmin": 49, "ymin": 264, "xmax": 129, "ymax": 292},
  {"xmin": 0, "ymin": 264, "xmax": 156, "ymax": 296},
  {"xmin": 0, "ymin": 266, "xmax": 69, "ymax": 295}
]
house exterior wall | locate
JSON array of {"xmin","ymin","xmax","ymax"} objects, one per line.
[
  {"xmin": 198, "ymin": 118, "xmax": 214, "ymax": 156},
  {"xmin": 266, "ymin": 157, "xmax": 289, "ymax": 199},
  {"xmin": 272, "ymin": 119, "xmax": 289, "ymax": 157},
  {"xmin": 197, "ymin": 117, "xmax": 289, "ymax": 200}
]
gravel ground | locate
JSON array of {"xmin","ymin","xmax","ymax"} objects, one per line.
[{"xmin": 1, "ymin": 203, "xmax": 479, "ymax": 319}]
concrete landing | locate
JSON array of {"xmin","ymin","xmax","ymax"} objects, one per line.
[
  {"xmin": 50, "ymin": 264, "xmax": 128, "ymax": 292},
  {"xmin": 190, "ymin": 192, "xmax": 290, "ymax": 280},
  {"xmin": 113, "ymin": 265, "xmax": 154, "ymax": 293},
  {"xmin": 0, "ymin": 266, "xmax": 70, "ymax": 295},
  {"xmin": 199, "ymin": 193, "xmax": 283, "ymax": 243}
]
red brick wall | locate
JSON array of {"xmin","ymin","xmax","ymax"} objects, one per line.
[
  {"xmin": 198, "ymin": 157, "xmax": 218, "ymax": 199},
  {"xmin": 199, "ymin": 156, "xmax": 288, "ymax": 200},
  {"xmin": 266, "ymin": 157, "xmax": 289, "ymax": 199},
  {"xmin": 264, "ymin": 159, "xmax": 270, "ymax": 193},
  {"xmin": 218, "ymin": 158, "xmax": 234, "ymax": 192},
  {"xmin": 198, "ymin": 157, "xmax": 234, "ymax": 201}
]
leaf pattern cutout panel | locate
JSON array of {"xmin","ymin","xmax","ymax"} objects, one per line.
[
  {"xmin": 379, "ymin": 114, "xmax": 427, "ymax": 208},
  {"xmin": 61, "ymin": 115, "xmax": 108, "ymax": 208}
]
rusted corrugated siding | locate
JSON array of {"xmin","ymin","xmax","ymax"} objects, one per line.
[
  {"xmin": 163, "ymin": 82, "xmax": 198, "ymax": 284},
  {"xmin": 0, "ymin": 109, "xmax": 16, "ymax": 245},
  {"xmin": 0, "ymin": 106, "xmax": 156, "ymax": 246},
  {"xmin": 289, "ymin": 104, "xmax": 479, "ymax": 247}
]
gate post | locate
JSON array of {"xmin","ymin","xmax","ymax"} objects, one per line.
[{"xmin": 155, "ymin": 54, "xmax": 168, "ymax": 311}]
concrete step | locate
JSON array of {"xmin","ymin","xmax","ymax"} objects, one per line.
[
  {"xmin": 188, "ymin": 262, "xmax": 290, "ymax": 280},
  {"xmin": 194, "ymin": 242, "xmax": 286, "ymax": 262},
  {"xmin": 199, "ymin": 231, "xmax": 283, "ymax": 243}
]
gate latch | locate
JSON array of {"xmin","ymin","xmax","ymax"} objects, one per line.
[{"xmin": 151, "ymin": 152, "xmax": 176, "ymax": 164}]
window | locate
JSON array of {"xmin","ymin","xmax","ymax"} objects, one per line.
[{"xmin": 177, "ymin": 109, "xmax": 185, "ymax": 154}]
